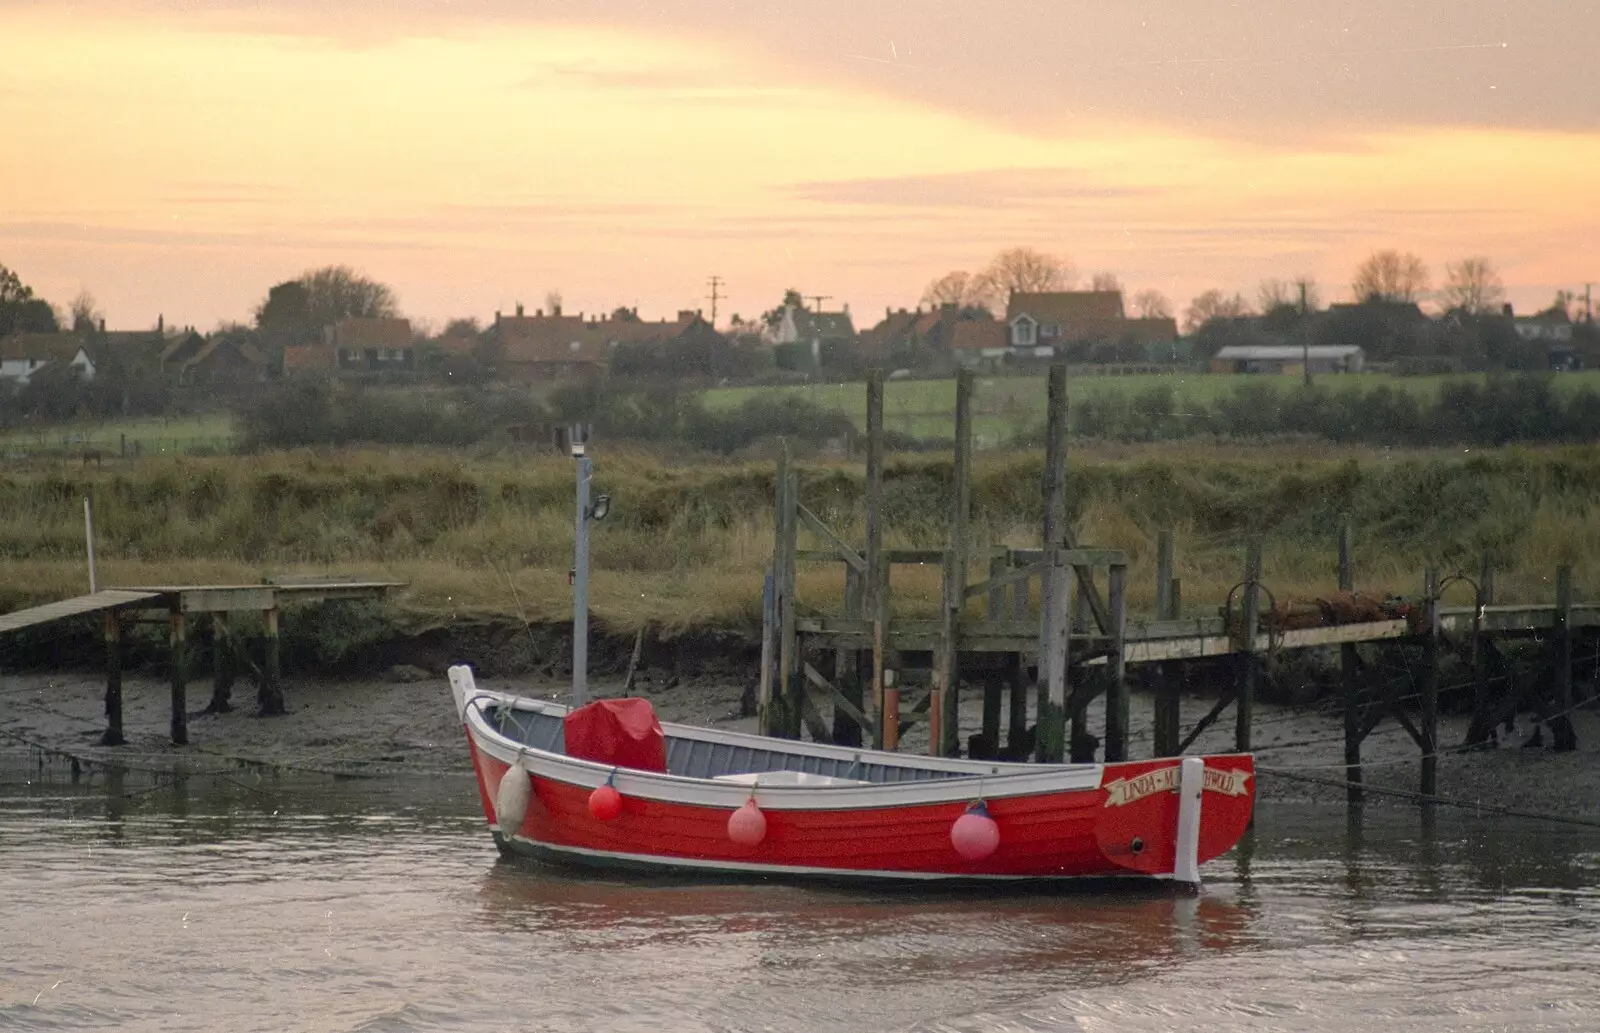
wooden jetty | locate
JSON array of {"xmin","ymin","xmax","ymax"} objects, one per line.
[
  {"xmin": 757, "ymin": 365, "xmax": 1597, "ymax": 799},
  {"xmin": 0, "ymin": 579, "xmax": 401, "ymax": 746}
]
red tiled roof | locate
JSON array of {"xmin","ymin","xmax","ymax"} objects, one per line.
[
  {"xmin": 0, "ymin": 333, "xmax": 87, "ymax": 363},
  {"xmin": 284, "ymin": 343, "xmax": 333, "ymax": 371},
  {"xmin": 331, "ymin": 317, "xmax": 413, "ymax": 351},
  {"xmin": 949, "ymin": 321, "xmax": 1008, "ymax": 352}
]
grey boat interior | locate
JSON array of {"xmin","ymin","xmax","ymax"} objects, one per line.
[{"xmin": 484, "ymin": 701, "xmax": 994, "ymax": 785}]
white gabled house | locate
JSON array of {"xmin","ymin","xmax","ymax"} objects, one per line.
[{"xmin": 0, "ymin": 333, "xmax": 96, "ymax": 383}]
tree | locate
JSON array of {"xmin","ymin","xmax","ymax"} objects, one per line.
[
  {"xmin": 761, "ymin": 288, "xmax": 805, "ymax": 332},
  {"xmin": 70, "ymin": 290, "xmax": 102, "ymax": 334},
  {"xmin": 972, "ymin": 247, "xmax": 1076, "ymax": 309},
  {"xmin": 1090, "ymin": 271, "xmax": 1123, "ymax": 293},
  {"xmin": 1257, "ymin": 278, "xmax": 1293, "ymax": 312},
  {"xmin": 255, "ymin": 266, "xmax": 398, "ymax": 335},
  {"xmin": 0, "ymin": 262, "xmax": 60, "ymax": 335},
  {"xmin": 1438, "ymin": 257, "xmax": 1505, "ymax": 314},
  {"xmin": 442, "ymin": 317, "xmax": 481, "ymax": 338},
  {"xmin": 1351, "ymin": 250, "xmax": 1429, "ymax": 303},
  {"xmin": 1183, "ymin": 289, "xmax": 1251, "ymax": 333},
  {"xmin": 920, "ymin": 270, "xmax": 983, "ymax": 308},
  {"xmin": 1131, "ymin": 289, "xmax": 1173, "ymax": 319},
  {"xmin": 545, "ymin": 290, "xmax": 564, "ymax": 316}
]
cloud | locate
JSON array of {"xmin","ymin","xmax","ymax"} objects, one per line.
[
  {"xmin": 8, "ymin": 0, "xmax": 1593, "ymax": 137},
  {"xmin": 789, "ymin": 168, "xmax": 1160, "ymax": 209}
]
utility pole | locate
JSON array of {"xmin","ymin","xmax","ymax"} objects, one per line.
[
  {"xmin": 706, "ymin": 275, "xmax": 724, "ymax": 327},
  {"xmin": 806, "ymin": 294, "xmax": 833, "ymax": 312},
  {"xmin": 1585, "ymin": 283, "xmax": 1594, "ymax": 323},
  {"xmin": 1300, "ymin": 280, "xmax": 1312, "ymax": 387}
]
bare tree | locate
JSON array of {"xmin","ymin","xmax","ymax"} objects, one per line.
[
  {"xmin": 69, "ymin": 290, "xmax": 102, "ymax": 334},
  {"xmin": 972, "ymin": 247, "xmax": 1076, "ymax": 309},
  {"xmin": 1184, "ymin": 289, "xmax": 1251, "ymax": 333},
  {"xmin": 920, "ymin": 270, "xmax": 982, "ymax": 309},
  {"xmin": 1547, "ymin": 290, "xmax": 1578, "ymax": 319},
  {"xmin": 1131, "ymin": 289, "xmax": 1173, "ymax": 319},
  {"xmin": 1257, "ymin": 278, "xmax": 1294, "ymax": 312},
  {"xmin": 1351, "ymin": 250, "xmax": 1429, "ymax": 303},
  {"xmin": 1090, "ymin": 271, "xmax": 1123, "ymax": 293},
  {"xmin": 1438, "ymin": 257, "xmax": 1506, "ymax": 314},
  {"xmin": 443, "ymin": 317, "xmax": 482, "ymax": 338},
  {"xmin": 1292, "ymin": 276, "xmax": 1322, "ymax": 312}
]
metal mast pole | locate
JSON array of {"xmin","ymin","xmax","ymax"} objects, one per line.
[{"xmin": 573, "ymin": 455, "xmax": 592, "ymax": 707}]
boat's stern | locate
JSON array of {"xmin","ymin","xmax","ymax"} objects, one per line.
[{"xmin": 1092, "ymin": 754, "xmax": 1255, "ymax": 885}]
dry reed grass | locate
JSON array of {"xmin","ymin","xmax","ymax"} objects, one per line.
[{"xmin": 3, "ymin": 442, "xmax": 1598, "ymax": 635}]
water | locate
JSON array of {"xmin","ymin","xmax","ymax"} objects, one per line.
[{"xmin": 2, "ymin": 753, "xmax": 1598, "ymax": 1033}]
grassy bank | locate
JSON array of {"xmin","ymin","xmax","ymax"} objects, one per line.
[{"xmin": 3, "ymin": 443, "xmax": 1598, "ymax": 639}]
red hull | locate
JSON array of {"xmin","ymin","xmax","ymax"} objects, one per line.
[{"xmin": 464, "ymin": 735, "xmax": 1254, "ymax": 882}]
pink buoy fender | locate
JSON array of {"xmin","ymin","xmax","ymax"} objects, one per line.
[
  {"xmin": 727, "ymin": 799, "xmax": 767, "ymax": 846},
  {"xmin": 950, "ymin": 801, "xmax": 1000, "ymax": 861},
  {"xmin": 588, "ymin": 776, "xmax": 623, "ymax": 821}
]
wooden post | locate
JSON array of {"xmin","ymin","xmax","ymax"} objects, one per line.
[
  {"xmin": 1040, "ymin": 550, "xmax": 1071, "ymax": 763},
  {"xmin": 865, "ymin": 369, "xmax": 887, "ymax": 748},
  {"xmin": 1104, "ymin": 562, "xmax": 1129, "ymax": 762},
  {"xmin": 1556, "ymin": 565, "xmax": 1573, "ymax": 720},
  {"xmin": 757, "ymin": 570, "xmax": 776, "ymax": 731},
  {"xmin": 936, "ymin": 368, "xmax": 973, "ymax": 757},
  {"xmin": 781, "ymin": 467, "xmax": 802, "ymax": 739},
  {"xmin": 1420, "ymin": 567, "xmax": 1440, "ymax": 798},
  {"xmin": 260, "ymin": 607, "xmax": 285, "ymax": 716},
  {"xmin": 169, "ymin": 604, "xmax": 188, "ymax": 745},
  {"xmin": 1235, "ymin": 539, "xmax": 1261, "ymax": 753},
  {"xmin": 1339, "ymin": 521, "xmax": 1361, "ymax": 804},
  {"xmin": 1036, "ymin": 363, "xmax": 1069, "ymax": 763},
  {"xmin": 1007, "ymin": 557, "xmax": 1029, "ymax": 751},
  {"xmin": 102, "ymin": 610, "xmax": 124, "ymax": 747},
  {"xmin": 1153, "ymin": 530, "xmax": 1180, "ymax": 757},
  {"xmin": 832, "ymin": 566, "xmax": 864, "ymax": 747},
  {"xmin": 208, "ymin": 613, "xmax": 235, "ymax": 713},
  {"xmin": 980, "ymin": 553, "xmax": 1006, "ymax": 748},
  {"xmin": 1479, "ymin": 550, "xmax": 1496, "ymax": 606}
]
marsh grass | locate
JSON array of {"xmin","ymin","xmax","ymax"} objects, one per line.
[{"xmin": 3, "ymin": 442, "xmax": 1598, "ymax": 635}]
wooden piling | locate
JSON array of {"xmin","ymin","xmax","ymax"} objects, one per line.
[
  {"xmin": 781, "ymin": 467, "xmax": 802, "ymax": 739},
  {"xmin": 832, "ymin": 566, "xmax": 864, "ymax": 747},
  {"xmin": 1339, "ymin": 520, "xmax": 1362, "ymax": 804},
  {"xmin": 260, "ymin": 607, "xmax": 285, "ymax": 717},
  {"xmin": 1104, "ymin": 562, "xmax": 1129, "ymax": 762},
  {"xmin": 865, "ymin": 370, "xmax": 887, "ymax": 748},
  {"xmin": 981, "ymin": 553, "xmax": 1006, "ymax": 747},
  {"xmin": 169, "ymin": 604, "xmax": 188, "ymax": 745},
  {"xmin": 208, "ymin": 613, "xmax": 235, "ymax": 713},
  {"xmin": 757, "ymin": 570, "xmax": 775, "ymax": 729},
  {"xmin": 1556, "ymin": 565, "xmax": 1573, "ymax": 721},
  {"xmin": 935, "ymin": 368, "xmax": 973, "ymax": 757},
  {"xmin": 101, "ymin": 610, "xmax": 124, "ymax": 747},
  {"xmin": 1153, "ymin": 530, "xmax": 1180, "ymax": 757},
  {"xmin": 1235, "ymin": 539, "xmax": 1261, "ymax": 753},
  {"xmin": 1007, "ymin": 562, "xmax": 1028, "ymax": 751},
  {"xmin": 1420, "ymin": 568, "xmax": 1440, "ymax": 798},
  {"xmin": 1036, "ymin": 363, "xmax": 1069, "ymax": 763}
]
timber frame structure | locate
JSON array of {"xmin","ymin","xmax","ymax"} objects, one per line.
[{"xmin": 756, "ymin": 364, "xmax": 1598, "ymax": 799}]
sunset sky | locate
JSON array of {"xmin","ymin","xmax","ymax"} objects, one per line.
[{"xmin": 2, "ymin": 1, "xmax": 1596, "ymax": 330}]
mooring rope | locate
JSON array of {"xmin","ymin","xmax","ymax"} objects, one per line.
[{"xmin": 1256, "ymin": 765, "xmax": 1600, "ymax": 830}]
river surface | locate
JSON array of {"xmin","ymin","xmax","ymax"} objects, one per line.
[{"xmin": 2, "ymin": 750, "xmax": 1598, "ymax": 1033}]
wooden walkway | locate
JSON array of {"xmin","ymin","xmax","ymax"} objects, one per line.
[
  {"xmin": 757, "ymin": 365, "xmax": 1596, "ymax": 803},
  {"xmin": 0, "ymin": 579, "xmax": 402, "ymax": 747}
]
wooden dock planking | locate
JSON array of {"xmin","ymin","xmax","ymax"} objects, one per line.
[{"xmin": 0, "ymin": 590, "xmax": 162, "ymax": 633}]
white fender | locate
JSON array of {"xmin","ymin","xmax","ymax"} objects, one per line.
[{"xmin": 495, "ymin": 761, "xmax": 531, "ymax": 833}]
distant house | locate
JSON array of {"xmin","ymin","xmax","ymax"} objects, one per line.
[
  {"xmin": 1211, "ymin": 344, "xmax": 1364, "ymax": 375},
  {"xmin": 157, "ymin": 330, "xmax": 209, "ymax": 376},
  {"xmin": 859, "ymin": 304, "xmax": 996, "ymax": 362},
  {"xmin": 1512, "ymin": 311, "xmax": 1574, "ymax": 343},
  {"xmin": 328, "ymin": 317, "xmax": 414, "ymax": 372},
  {"xmin": 283, "ymin": 343, "xmax": 335, "ymax": 375},
  {"xmin": 180, "ymin": 336, "xmax": 268, "ymax": 385},
  {"xmin": 770, "ymin": 304, "xmax": 856, "ymax": 367},
  {"xmin": 948, "ymin": 320, "xmax": 1010, "ymax": 368},
  {"xmin": 0, "ymin": 333, "xmax": 96, "ymax": 383},
  {"xmin": 1005, "ymin": 291, "xmax": 1178, "ymax": 356}
]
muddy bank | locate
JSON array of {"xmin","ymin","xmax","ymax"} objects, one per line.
[{"xmin": 2, "ymin": 664, "xmax": 1596, "ymax": 824}]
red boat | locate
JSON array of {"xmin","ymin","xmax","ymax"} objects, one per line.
[{"xmin": 450, "ymin": 666, "xmax": 1255, "ymax": 885}]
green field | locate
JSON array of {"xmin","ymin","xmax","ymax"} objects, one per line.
[
  {"xmin": 701, "ymin": 371, "xmax": 1600, "ymax": 445},
  {"xmin": 0, "ymin": 413, "xmax": 236, "ymax": 456}
]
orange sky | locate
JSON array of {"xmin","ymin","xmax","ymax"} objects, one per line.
[{"xmin": 2, "ymin": 4, "xmax": 1596, "ymax": 330}]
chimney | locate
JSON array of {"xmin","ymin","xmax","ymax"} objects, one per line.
[
  {"xmin": 536, "ymin": 309, "xmax": 543, "ymax": 318},
  {"xmin": 98, "ymin": 318, "xmax": 106, "ymax": 333},
  {"xmin": 157, "ymin": 314, "xmax": 164, "ymax": 333},
  {"xmin": 678, "ymin": 310, "xmax": 695, "ymax": 322},
  {"xmin": 885, "ymin": 306, "xmax": 891, "ymax": 318},
  {"xmin": 494, "ymin": 310, "xmax": 501, "ymax": 325},
  {"xmin": 552, "ymin": 301, "xmax": 562, "ymax": 316},
  {"xmin": 842, "ymin": 302, "xmax": 850, "ymax": 315},
  {"xmin": 1503, "ymin": 303, "xmax": 1514, "ymax": 317},
  {"xmin": 516, "ymin": 303, "xmax": 524, "ymax": 317}
]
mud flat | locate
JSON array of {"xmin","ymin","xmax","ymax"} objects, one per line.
[{"xmin": 2, "ymin": 668, "xmax": 1595, "ymax": 824}]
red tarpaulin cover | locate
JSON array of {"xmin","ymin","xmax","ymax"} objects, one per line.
[{"xmin": 563, "ymin": 698, "xmax": 668, "ymax": 773}]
